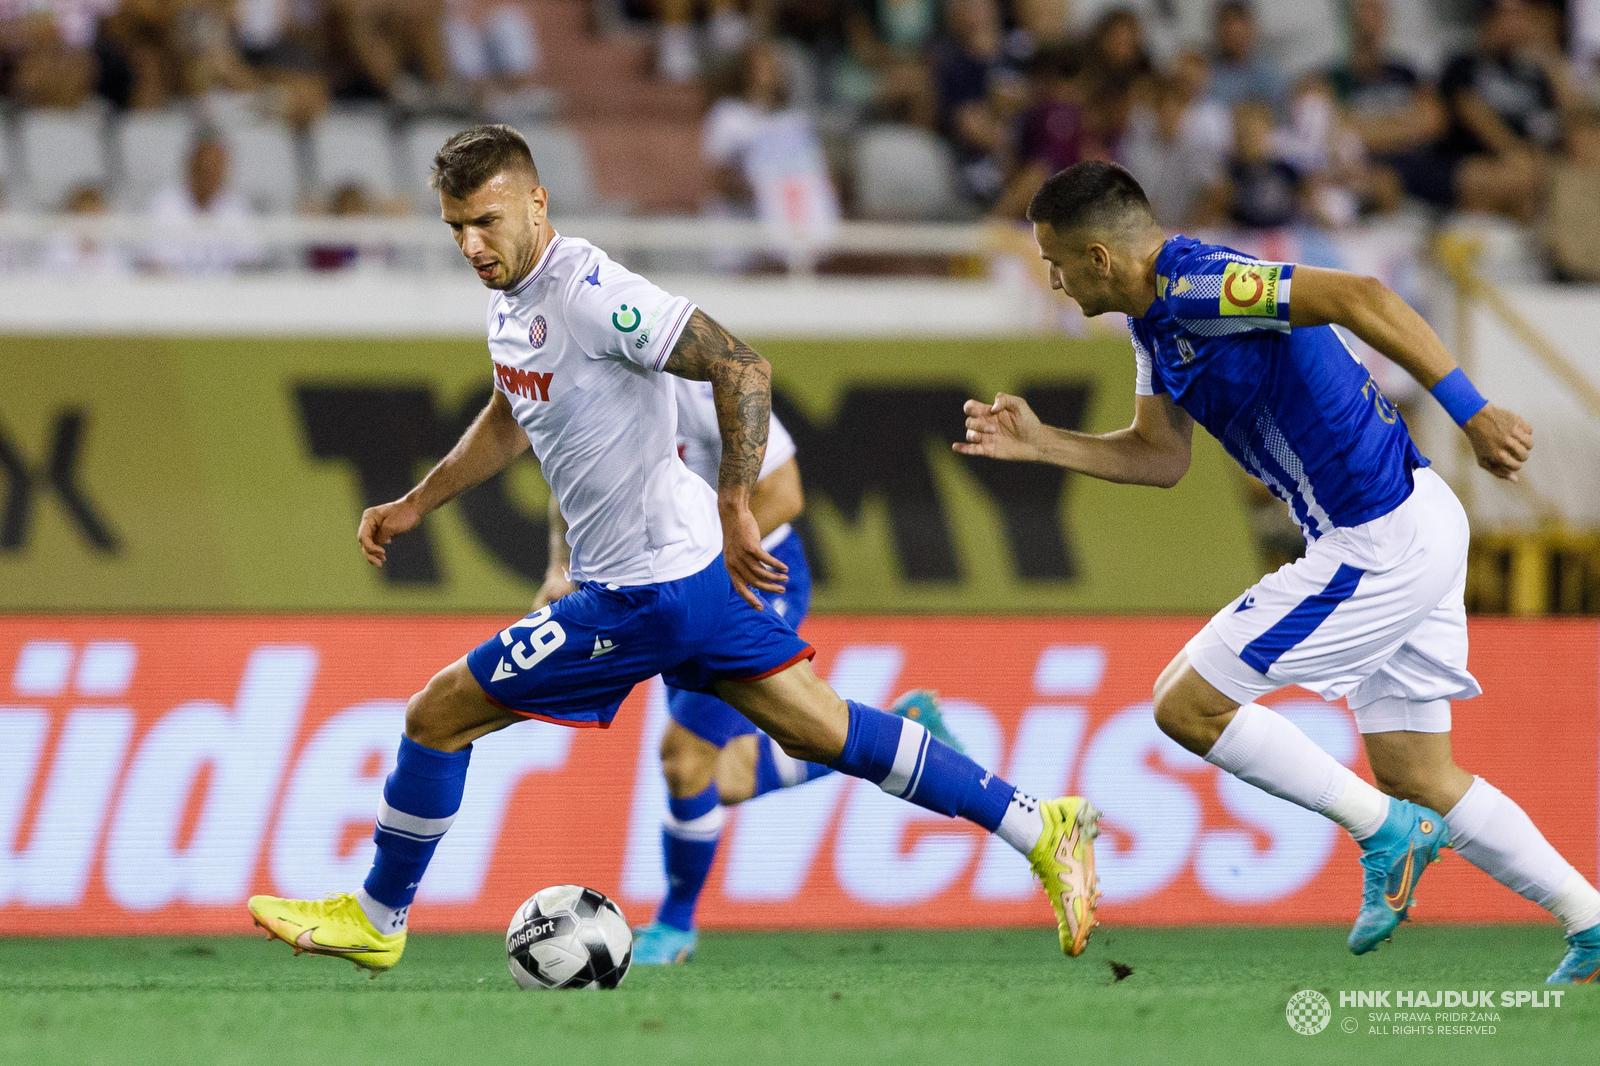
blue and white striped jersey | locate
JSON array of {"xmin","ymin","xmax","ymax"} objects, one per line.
[{"xmin": 1130, "ymin": 235, "xmax": 1427, "ymax": 540}]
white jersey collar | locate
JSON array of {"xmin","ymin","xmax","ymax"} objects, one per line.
[{"xmin": 507, "ymin": 232, "xmax": 564, "ymax": 297}]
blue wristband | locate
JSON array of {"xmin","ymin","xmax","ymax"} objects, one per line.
[{"xmin": 1430, "ymin": 367, "xmax": 1488, "ymax": 427}]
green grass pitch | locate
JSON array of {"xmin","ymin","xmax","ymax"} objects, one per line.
[{"xmin": 1, "ymin": 927, "xmax": 1592, "ymax": 1065}]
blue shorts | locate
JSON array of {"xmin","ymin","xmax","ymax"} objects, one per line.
[
  {"xmin": 465, "ymin": 553, "xmax": 814, "ymax": 728},
  {"xmin": 665, "ymin": 531, "xmax": 812, "ymax": 746}
]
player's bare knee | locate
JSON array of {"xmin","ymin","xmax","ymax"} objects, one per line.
[
  {"xmin": 404, "ymin": 687, "xmax": 454, "ymax": 751},
  {"xmin": 659, "ymin": 726, "xmax": 717, "ymax": 797},
  {"xmin": 714, "ymin": 737, "xmax": 758, "ymax": 805},
  {"xmin": 1152, "ymin": 691, "xmax": 1196, "ymax": 749},
  {"xmin": 1371, "ymin": 765, "xmax": 1428, "ymax": 806},
  {"xmin": 1152, "ymin": 672, "xmax": 1202, "ymax": 747},
  {"xmin": 714, "ymin": 667, "xmax": 848, "ymax": 765},
  {"xmin": 659, "ymin": 752, "xmax": 712, "ymax": 797},
  {"xmin": 404, "ymin": 661, "xmax": 501, "ymax": 752},
  {"xmin": 1371, "ymin": 763, "xmax": 1466, "ymax": 813}
]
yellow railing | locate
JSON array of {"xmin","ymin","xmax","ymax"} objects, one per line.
[{"xmin": 1435, "ymin": 235, "xmax": 1600, "ymax": 616}]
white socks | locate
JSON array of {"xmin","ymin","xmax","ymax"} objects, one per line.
[
  {"xmin": 1546, "ymin": 871, "xmax": 1600, "ymax": 937},
  {"xmin": 356, "ymin": 886, "xmax": 409, "ymax": 935},
  {"xmin": 1205, "ymin": 707, "xmax": 1600, "ymax": 936},
  {"xmin": 996, "ymin": 790, "xmax": 1045, "ymax": 855},
  {"xmin": 1444, "ymin": 776, "xmax": 1600, "ymax": 936},
  {"xmin": 1322, "ymin": 770, "xmax": 1391, "ymax": 841},
  {"xmin": 1206, "ymin": 703, "xmax": 1390, "ymax": 840}
]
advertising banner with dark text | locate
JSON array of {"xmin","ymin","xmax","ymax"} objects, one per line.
[
  {"xmin": 0, "ymin": 335, "xmax": 1261, "ymax": 613},
  {"xmin": 2, "ymin": 616, "xmax": 1593, "ymax": 935}
]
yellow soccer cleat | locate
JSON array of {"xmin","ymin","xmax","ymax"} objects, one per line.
[
  {"xmin": 248, "ymin": 893, "xmax": 405, "ymax": 975},
  {"xmin": 1029, "ymin": 797, "xmax": 1102, "ymax": 957}
]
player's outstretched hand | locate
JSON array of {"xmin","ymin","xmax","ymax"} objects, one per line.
[
  {"xmin": 1464, "ymin": 403, "xmax": 1533, "ymax": 482},
  {"xmin": 953, "ymin": 393, "xmax": 1044, "ymax": 462},
  {"xmin": 532, "ymin": 571, "xmax": 576, "ymax": 611},
  {"xmin": 358, "ymin": 498, "xmax": 424, "ymax": 567},
  {"xmin": 721, "ymin": 504, "xmax": 788, "ymax": 610}
]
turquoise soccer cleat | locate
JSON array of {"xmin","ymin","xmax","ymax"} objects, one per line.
[
  {"xmin": 1547, "ymin": 925, "xmax": 1600, "ymax": 984},
  {"xmin": 1348, "ymin": 799, "xmax": 1450, "ymax": 955},
  {"xmin": 632, "ymin": 921, "xmax": 698, "ymax": 965},
  {"xmin": 890, "ymin": 690, "xmax": 965, "ymax": 754}
]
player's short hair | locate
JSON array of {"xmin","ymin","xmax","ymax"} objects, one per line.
[
  {"xmin": 430, "ymin": 124, "xmax": 540, "ymax": 198},
  {"xmin": 1026, "ymin": 161, "xmax": 1153, "ymax": 234}
]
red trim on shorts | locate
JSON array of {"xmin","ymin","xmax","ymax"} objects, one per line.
[
  {"xmin": 482, "ymin": 692, "xmax": 612, "ymax": 729},
  {"xmin": 731, "ymin": 645, "xmax": 816, "ymax": 682}
]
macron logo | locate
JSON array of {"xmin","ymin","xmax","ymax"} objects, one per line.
[
  {"xmin": 495, "ymin": 362, "xmax": 553, "ymax": 402},
  {"xmin": 590, "ymin": 637, "xmax": 617, "ymax": 660}
]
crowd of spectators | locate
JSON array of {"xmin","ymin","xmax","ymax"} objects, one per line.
[
  {"xmin": 696, "ymin": 0, "xmax": 1600, "ymax": 277},
  {"xmin": 0, "ymin": 0, "xmax": 541, "ymax": 125},
  {"xmin": 3, "ymin": 0, "xmax": 1600, "ymax": 281},
  {"xmin": 0, "ymin": 0, "xmax": 544, "ymax": 270}
]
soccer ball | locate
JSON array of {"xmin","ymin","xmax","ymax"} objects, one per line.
[{"xmin": 505, "ymin": 885, "xmax": 633, "ymax": 990}]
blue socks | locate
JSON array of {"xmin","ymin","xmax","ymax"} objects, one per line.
[
  {"xmin": 657, "ymin": 738, "xmax": 830, "ymax": 932},
  {"xmin": 360, "ymin": 735, "xmax": 471, "ymax": 932},
  {"xmin": 753, "ymin": 734, "xmax": 832, "ymax": 798},
  {"xmin": 655, "ymin": 784, "xmax": 724, "ymax": 932},
  {"xmin": 830, "ymin": 699, "xmax": 1015, "ymax": 832}
]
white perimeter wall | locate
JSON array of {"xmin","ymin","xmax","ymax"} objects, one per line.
[{"xmin": 0, "ymin": 274, "xmax": 1056, "ymax": 339}]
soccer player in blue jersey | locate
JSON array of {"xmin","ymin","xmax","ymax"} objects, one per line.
[
  {"xmin": 535, "ymin": 376, "xmax": 964, "ymax": 964},
  {"xmin": 247, "ymin": 125, "xmax": 1102, "ymax": 971},
  {"xmin": 957, "ymin": 161, "xmax": 1600, "ymax": 983}
]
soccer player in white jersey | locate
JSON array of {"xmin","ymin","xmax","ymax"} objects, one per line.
[
  {"xmin": 247, "ymin": 125, "xmax": 1102, "ymax": 970},
  {"xmin": 957, "ymin": 162, "xmax": 1600, "ymax": 983},
  {"xmin": 535, "ymin": 378, "xmax": 965, "ymax": 964}
]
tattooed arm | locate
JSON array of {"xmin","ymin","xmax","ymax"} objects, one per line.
[{"xmin": 663, "ymin": 308, "xmax": 788, "ymax": 609}]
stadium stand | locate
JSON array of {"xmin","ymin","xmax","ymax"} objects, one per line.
[
  {"xmin": 400, "ymin": 118, "xmax": 475, "ymax": 211},
  {"xmin": 852, "ymin": 124, "xmax": 961, "ymax": 221},
  {"xmin": 113, "ymin": 109, "xmax": 198, "ymax": 210},
  {"xmin": 223, "ymin": 120, "xmax": 302, "ymax": 215},
  {"xmin": 0, "ymin": 0, "xmax": 1595, "ymax": 278},
  {"xmin": 310, "ymin": 108, "xmax": 402, "ymax": 201},
  {"xmin": 15, "ymin": 106, "xmax": 108, "ymax": 211}
]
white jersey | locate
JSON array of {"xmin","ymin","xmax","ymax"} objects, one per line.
[
  {"xmin": 671, "ymin": 377, "xmax": 798, "ymax": 549},
  {"xmin": 486, "ymin": 233, "xmax": 720, "ymax": 585}
]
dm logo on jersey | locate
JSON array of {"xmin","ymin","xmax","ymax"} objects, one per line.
[
  {"xmin": 529, "ymin": 315, "xmax": 548, "ymax": 349},
  {"xmin": 1220, "ymin": 262, "xmax": 1280, "ymax": 317},
  {"xmin": 612, "ymin": 304, "xmax": 642, "ymax": 332}
]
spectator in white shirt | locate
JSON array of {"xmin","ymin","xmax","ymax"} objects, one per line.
[
  {"xmin": 701, "ymin": 40, "xmax": 840, "ymax": 255},
  {"xmin": 144, "ymin": 133, "xmax": 264, "ymax": 275}
]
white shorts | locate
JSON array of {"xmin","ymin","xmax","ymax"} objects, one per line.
[{"xmin": 1186, "ymin": 467, "xmax": 1481, "ymax": 734}]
